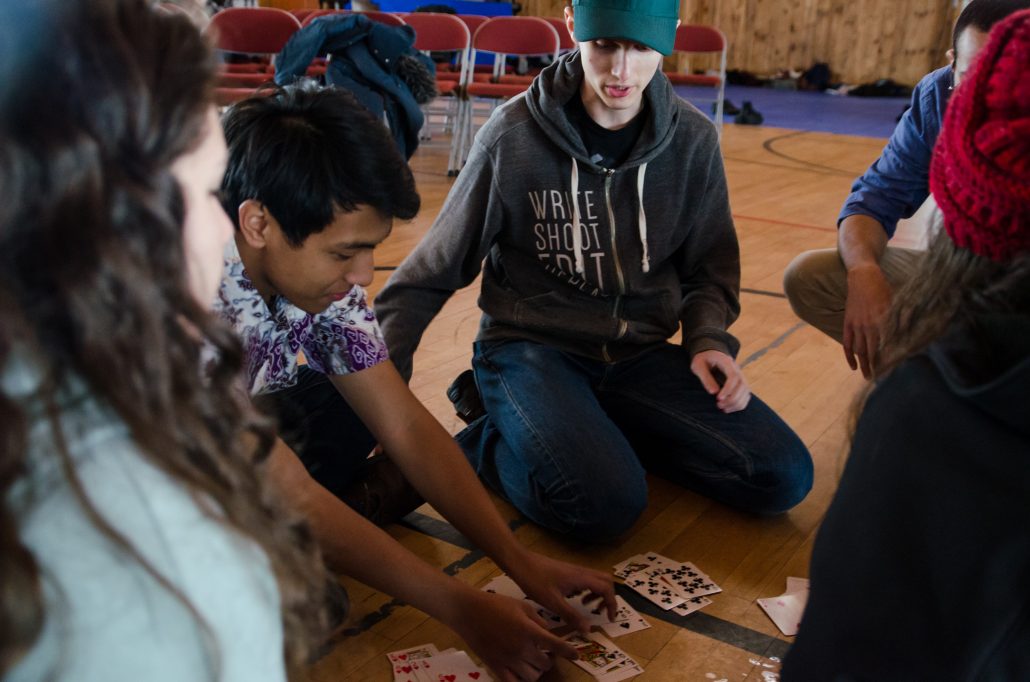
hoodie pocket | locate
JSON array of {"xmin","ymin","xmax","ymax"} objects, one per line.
[{"xmin": 513, "ymin": 291, "xmax": 621, "ymax": 342}]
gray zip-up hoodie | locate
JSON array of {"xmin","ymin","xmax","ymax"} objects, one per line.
[{"xmin": 376, "ymin": 50, "xmax": 740, "ymax": 380}]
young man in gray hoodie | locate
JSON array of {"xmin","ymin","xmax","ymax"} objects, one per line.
[{"xmin": 376, "ymin": 0, "xmax": 813, "ymax": 542}]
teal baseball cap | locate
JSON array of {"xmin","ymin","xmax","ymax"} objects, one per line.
[{"xmin": 571, "ymin": 0, "xmax": 680, "ymax": 55}]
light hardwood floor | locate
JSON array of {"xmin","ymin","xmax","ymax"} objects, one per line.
[{"xmin": 305, "ymin": 118, "xmax": 924, "ymax": 681}]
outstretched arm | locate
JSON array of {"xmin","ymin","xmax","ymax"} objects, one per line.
[
  {"xmin": 331, "ymin": 361, "xmax": 617, "ymax": 629},
  {"xmin": 265, "ymin": 433, "xmax": 580, "ymax": 681}
]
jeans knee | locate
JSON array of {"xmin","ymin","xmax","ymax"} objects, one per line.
[
  {"xmin": 548, "ymin": 478, "xmax": 648, "ymax": 543},
  {"xmin": 568, "ymin": 480, "xmax": 646, "ymax": 543},
  {"xmin": 749, "ymin": 447, "xmax": 814, "ymax": 515}
]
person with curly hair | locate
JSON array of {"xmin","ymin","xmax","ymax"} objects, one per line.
[{"xmin": 0, "ymin": 2, "xmax": 326, "ymax": 680}]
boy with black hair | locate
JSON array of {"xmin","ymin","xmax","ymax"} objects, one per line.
[
  {"xmin": 783, "ymin": 0, "xmax": 1030, "ymax": 378},
  {"xmin": 376, "ymin": 0, "xmax": 813, "ymax": 543},
  {"xmin": 216, "ymin": 82, "xmax": 616, "ymax": 680}
]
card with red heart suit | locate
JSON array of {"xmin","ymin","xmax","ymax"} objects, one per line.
[{"xmin": 387, "ymin": 646, "xmax": 493, "ymax": 682}]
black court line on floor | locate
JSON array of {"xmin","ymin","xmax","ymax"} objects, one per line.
[
  {"xmin": 741, "ymin": 287, "xmax": 788, "ymax": 299},
  {"xmin": 741, "ymin": 321, "xmax": 806, "ymax": 368},
  {"xmin": 615, "ymin": 584, "xmax": 790, "ymax": 660},
  {"xmin": 761, "ymin": 131, "xmax": 859, "ymax": 178}
]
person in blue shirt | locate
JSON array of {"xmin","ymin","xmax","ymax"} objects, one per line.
[{"xmin": 782, "ymin": 0, "xmax": 1030, "ymax": 379}]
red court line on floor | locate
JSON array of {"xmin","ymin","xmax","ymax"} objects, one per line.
[{"xmin": 732, "ymin": 213, "xmax": 836, "ymax": 233}]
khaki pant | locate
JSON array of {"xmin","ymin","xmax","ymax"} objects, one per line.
[{"xmin": 782, "ymin": 247, "xmax": 924, "ymax": 343}]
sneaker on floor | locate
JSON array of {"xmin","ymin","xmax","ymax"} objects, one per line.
[
  {"xmin": 339, "ymin": 454, "xmax": 423, "ymax": 526},
  {"xmin": 446, "ymin": 369, "xmax": 485, "ymax": 425},
  {"xmin": 734, "ymin": 100, "xmax": 764, "ymax": 125},
  {"xmin": 716, "ymin": 99, "xmax": 741, "ymax": 116}
]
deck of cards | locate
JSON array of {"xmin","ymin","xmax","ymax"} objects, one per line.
[
  {"xmin": 388, "ymin": 644, "xmax": 493, "ymax": 682},
  {"xmin": 480, "ymin": 574, "xmax": 651, "ymax": 638},
  {"xmin": 565, "ymin": 631, "xmax": 643, "ymax": 681},
  {"xmin": 613, "ymin": 551, "xmax": 722, "ymax": 616}
]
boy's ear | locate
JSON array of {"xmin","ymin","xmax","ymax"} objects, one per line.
[{"xmin": 237, "ymin": 199, "xmax": 271, "ymax": 249}]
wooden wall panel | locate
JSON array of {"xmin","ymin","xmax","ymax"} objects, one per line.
[{"xmin": 525, "ymin": 0, "xmax": 961, "ymax": 86}]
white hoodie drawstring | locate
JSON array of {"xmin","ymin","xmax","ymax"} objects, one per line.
[
  {"xmin": 570, "ymin": 158, "xmax": 586, "ymax": 276},
  {"xmin": 570, "ymin": 158, "xmax": 650, "ymax": 277},
  {"xmin": 637, "ymin": 162, "xmax": 650, "ymax": 273}
]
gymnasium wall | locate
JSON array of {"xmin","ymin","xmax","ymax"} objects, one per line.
[{"xmin": 521, "ymin": 0, "xmax": 962, "ymax": 86}]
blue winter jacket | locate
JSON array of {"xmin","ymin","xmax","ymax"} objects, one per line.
[
  {"xmin": 275, "ymin": 14, "xmax": 432, "ymax": 158},
  {"xmin": 837, "ymin": 66, "xmax": 952, "ymax": 238}
]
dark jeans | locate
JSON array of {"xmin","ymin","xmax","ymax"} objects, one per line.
[
  {"xmin": 263, "ymin": 366, "xmax": 377, "ymax": 498},
  {"xmin": 457, "ymin": 340, "xmax": 813, "ymax": 542}
]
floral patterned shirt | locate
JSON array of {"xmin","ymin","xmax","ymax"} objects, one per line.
[{"xmin": 215, "ymin": 240, "xmax": 389, "ymax": 395}]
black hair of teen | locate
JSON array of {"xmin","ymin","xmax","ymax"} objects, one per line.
[
  {"xmin": 220, "ymin": 81, "xmax": 421, "ymax": 246},
  {"xmin": 954, "ymin": 0, "xmax": 1030, "ymax": 54}
]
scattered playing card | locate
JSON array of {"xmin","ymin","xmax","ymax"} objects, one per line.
[
  {"xmin": 623, "ymin": 571, "xmax": 686, "ymax": 610},
  {"xmin": 757, "ymin": 577, "xmax": 810, "ymax": 636},
  {"xmin": 670, "ymin": 595, "xmax": 712, "ymax": 617},
  {"xmin": 481, "ymin": 575, "xmax": 565, "ymax": 629},
  {"xmin": 388, "ymin": 646, "xmax": 492, "ymax": 682},
  {"xmin": 389, "ymin": 644, "xmax": 441, "ymax": 664},
  {"xmin": 565, "ymin": 632, "xmax": 641, "ymax": 680}
]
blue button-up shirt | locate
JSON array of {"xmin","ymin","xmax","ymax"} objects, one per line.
[{"xmin": 838, "ymin": 66, "xmax": 952, "ymax": 238}]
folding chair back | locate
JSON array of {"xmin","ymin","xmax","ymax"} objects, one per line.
[
  {"xmin": 471, "ymin": 16, "xmax": 560, "ymax": 59},
  {"xmin": 208, "ymin": 7, "xmax": 301, "ymax": 55},
  {"xmin": 359, "ymin": 11, "xmax": 407, "ymax": 27},
  {"xmin": 300, "ymin": 9, "xmax": 345, "ymax": 27},
  {"xmin": 406, "ymin": 12, "xmax": 469, "ymax": 53},
  {"xmin": 543, "ymin": 16, "xmax": 575, "ymax": 53},
  {"xmin": 666, "ymin": 24, "xmax": 727, "ymax": 134},
  {"xmin": 457, "ymin": 14, "xmax": 489, "ymax": 36}
]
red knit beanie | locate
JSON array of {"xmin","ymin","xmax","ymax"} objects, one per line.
[{"xmin": 930, "ymin": 9, "xmax": 1030, "ymax": 262}]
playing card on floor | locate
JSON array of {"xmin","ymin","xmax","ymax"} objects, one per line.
[
  {"xmin": 390, "ymin": 644, "xmax": 442, "ymax": 682},
  {"xmin": 623, "ymin": 571, "xmax": 686, "ymax": 610},
  {"xmin": 564, "ymin": 632, "xmax": 642, "ymax": 680},
  {"xmin": 481, "ymin": 575, "xmax": 565, "ymax": 629},
  {"xmin": 417, "ymin": 650, "xmax": 493, "ymax": 682},
  {"xmin": 670, "ymin": 595, "xmax": 712, "ymax": 617},
  {"xmin": 758, "ymin": 577, "xmax": 810, "ymax": 636}
]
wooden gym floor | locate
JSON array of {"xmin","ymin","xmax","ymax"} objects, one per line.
[{"xmin": 303, "ymin": 119, "xmax": 927, "ymax": 681}]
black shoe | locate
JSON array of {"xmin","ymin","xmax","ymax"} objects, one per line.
[
  {"xmin": 734, "ymin": 100, "xmax": 764, "ymax": 125},
  {"xmin": 447, "ymin": 369, "xmax": 485, "ymax": 425},
  {"xmin": 339, "ymin": 454, "xmax": 423, "ymax": 526},
  {"xmin": 716, "ymin": 99, "xmax": 741, "ymax": 116}
]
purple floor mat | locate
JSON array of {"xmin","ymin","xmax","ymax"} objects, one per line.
[{"xmin": 675, "ymin": 84, "xmax": 911, "ymax": 138}]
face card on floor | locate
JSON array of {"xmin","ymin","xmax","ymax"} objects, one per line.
[
  {"xmin": 389, "ymin": 644, "xmax": 441, "ymax": 664},
  {"xmin": 612, "ymin": 552, "xmax": 679, "ymax": 579},
  {"xmin": 564, "ymin": 632, "xmax": 631, "ymax": 676},
  {"xmin": 623, "ymin": 571, "xmax": 686, "ymax": 610}
]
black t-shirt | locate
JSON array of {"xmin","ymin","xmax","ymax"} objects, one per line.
[{"xmin": 564, "ymin": 94, "xmax": 647, "ymax": 169}]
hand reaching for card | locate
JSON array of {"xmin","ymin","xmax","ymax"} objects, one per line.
[
  {"xmin": 505, "ymin": 550, "xmax": 618, "ymax": 634},
  {"xmin": 445, "ymin": 588, "xmax": 576, "ymax": 682}
]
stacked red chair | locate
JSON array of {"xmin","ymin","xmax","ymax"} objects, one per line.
[
  {"xmin": 208, "ymin": 8, "xmax": 302, "ymax": 106},
  {"xmin": 663, "ymin": 24, "xmax": 728, "ymax": 134}
]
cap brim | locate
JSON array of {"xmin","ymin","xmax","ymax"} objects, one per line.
[{"xmin": 573, "ymin": 6, "xmax": 676, "ymax": 55}]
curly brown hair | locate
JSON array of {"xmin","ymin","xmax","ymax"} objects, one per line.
[{"xmin": 0, "ymin": 0, "xmax": 327, "ymax": 677}]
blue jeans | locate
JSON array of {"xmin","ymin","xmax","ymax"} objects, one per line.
[{"xmin": 457, "ymin": 340, "xmax": 813, "ymax": 542}]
